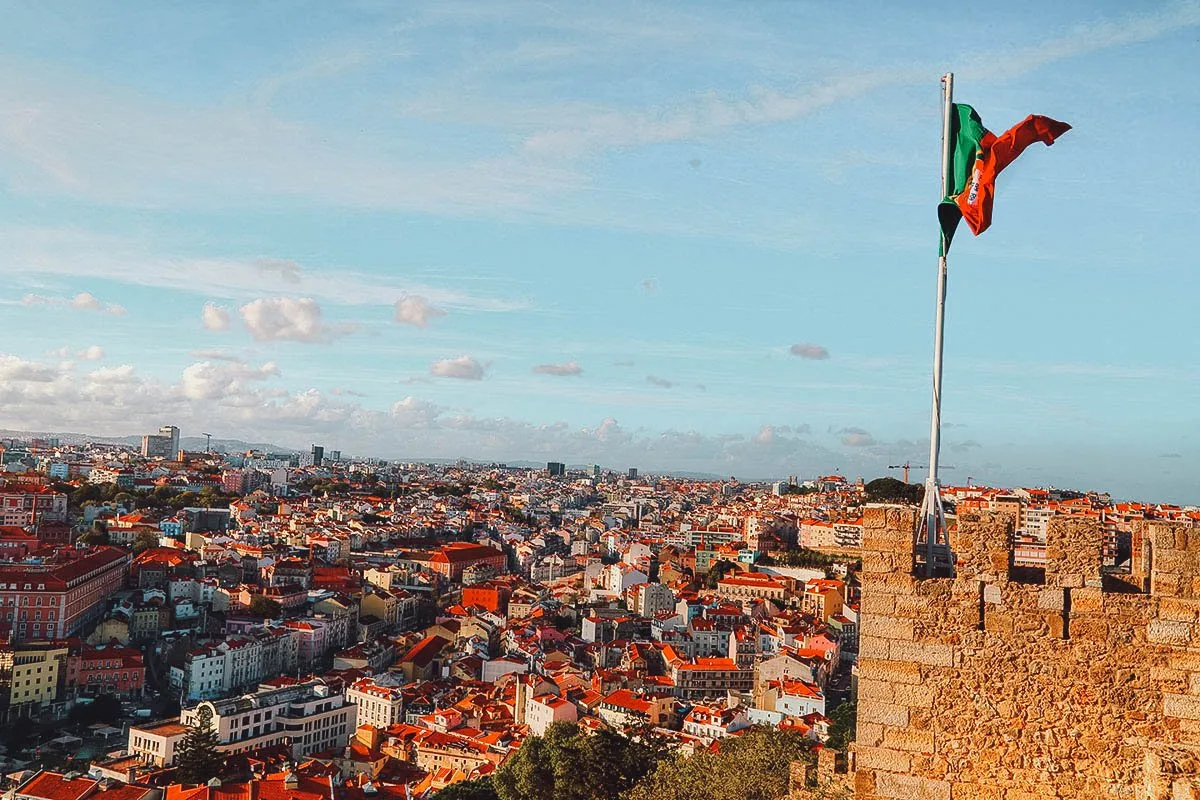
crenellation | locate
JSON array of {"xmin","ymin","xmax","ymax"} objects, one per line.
[{"xmin": 852, "ymin": 507, "xmax": 1200, "ymax": 799}]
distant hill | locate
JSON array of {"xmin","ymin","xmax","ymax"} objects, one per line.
[{"xmin": 0, "ymin": 429, "xmax": 297, "ymax": 455}]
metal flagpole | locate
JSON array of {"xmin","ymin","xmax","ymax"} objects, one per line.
[{"xmin": 915, "ymin": 72, "xmax": 955, "ymax": 577}]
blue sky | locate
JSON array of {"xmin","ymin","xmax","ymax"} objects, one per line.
[{"xmin": 1, "ymin": 1, "xmax": 1198, "ymax": 502}]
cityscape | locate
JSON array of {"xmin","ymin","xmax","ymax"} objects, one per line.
[
  {"xmin": 2, "ymin": 2, "xmax": 1198, "ymax": 799},
  {"xmin": 0, "ymin": 426, "xmax": 1195, "ymax": 798}
]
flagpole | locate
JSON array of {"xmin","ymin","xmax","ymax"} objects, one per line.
[{"xmin": 916, "ymin": 72, "xmax": 955, "ymax": 577}]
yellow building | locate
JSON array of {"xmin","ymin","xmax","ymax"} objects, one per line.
[{"xmin": 8, "ymin": 643, "xmax": 67, "ymax": 710}]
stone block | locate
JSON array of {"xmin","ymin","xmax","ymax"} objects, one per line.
[
  {"xmin": 854, "ymin": 745, "xmax": 912, "ymax": 773},
  {"xmin": 858, "ymin": 702, "xmax": 910, "ymax": 728},
  {"xmin": 876, "ymin": 571, "xmax": 918, "ymax": 595},
  {"xmin": 890, "ymin": 682, "xmax": 936, "ymax": 709},
  {"xmin": 858, "ymin": 658, "xmax": 924, "ymax": 685},
  {"xmin": 1154, "ymin": 572, "xmax": 1185, "ymax": 597},
  {"xmin": 1170, "ymin": 652, "xmax": 1200, "ymax": 671},
  {"xmin": 863, "ymin": 551, "xmax": 900, "ymax": 574},
  {"xmin": 984, "ymin": 610, "xmax": 1015, "ymax": 636},
  {"xmin": 861, "ymin": 616, "xmax": 916, "ymax": 641},
  {"xmin": 1071, "ymin": 586, "xmax": 1105, "ymax": 613},
  {"xmin": 874, "ymin": 772, "xmax": 952, "ymax": 800},
  {"xmin": 881, "ymin": 727, "xmax": 936, "ymax": 752},
  {"xmin": 1164, "ymin": 693, "xmax": 1200, "ymax": 721},
  {"xmin": 860, "ymin": 593, "xmax": 896, "ymax": 616},
  {"xmin": 862, "ymin": 505, "xmax": 888, "ymax": 529},
  {"xmin": 889, "ymin": 640, "xmax": 955, "ymax": 667},
  {"xmin": 983, "ymin": 583, "xmax": 1003, "ymax": 604},
  {"xmin": 857, "ymin": 678, "xmax": 895, "ymax": 703},
  {"xmin": 856, "ymin": 722, "xmax": 885, "ymax": 747},
  {"xmin": 859, "ymin": 637, "xmax": 891, "ymax": 661},
  {"xmin": 893, "ymin": 594, "xmax": 936, "ymax": 619},
  {"xmin": 1149, "ymin": 620, "xmax": 1195, "ymax": 647},
  {"xmin": 1038, "ymin": 588, "xmax": 1065, "ymax": 611}
]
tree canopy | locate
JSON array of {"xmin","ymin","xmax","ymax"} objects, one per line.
[
  {"xmin": 432, "ymin": 778, "xmax": 499, "ymax": 800},
  {"xmin": 864, "ymin": 477, "xmax": 924, "ymax": 505},
  {"xmin": 247, "ymin": 596, "xmax": 283, "ymax": 620},
  {"xmin": 492, "ymin": 722, "xmax": 665, "ymax": 800},
  {"xmin": 625, "ymin": 726, "xmax": 816, "ymax": 800},
  {"xmin": 174, "ymin": 707, "xmax": 223, "ymax": 785},
  {"xmin": 826, "ymin": 700, "xmax": 857, "ymax": 751}
]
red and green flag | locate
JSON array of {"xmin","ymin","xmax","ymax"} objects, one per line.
[{"xmin": 938, "ymin": 104, "xmax": 1071, "ymax": 252}]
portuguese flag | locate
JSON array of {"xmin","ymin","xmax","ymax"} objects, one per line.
[{"xmin": 938, "ymin": 104, "xmax": 1071, "ymax": 252}]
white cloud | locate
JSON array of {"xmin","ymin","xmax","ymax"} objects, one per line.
[
  {"xmin": 202, "ymin": 302, "xmax": 231, "ymax": 332},
  {"xmin": 70, "ymin": 291, "xmax": 102, "ymax": 311},
  {"xmin": 87, "ymin": 364, "xmax": 139, "ymax": 384},
  {"xmin": 0, "ymin": 354, "xmax": 59, "ymax": 382},
  {"xmin": 394, "ymin": 294, "xmax": 447, "ymax": 327},
  {"xmin": 239, "ymin": 297, "xmax": 348, "ymax": 343},
  {"xmin": 533, "ymin": 361, "xmax": 582, "ymax": 377},
  {"xmin": 790, "ymin": 343, "xmax": 830, "ymax": 360},
  {"xmin": 22, "ymin": 291, "xmax": 126, "ymax": 315},
  {"xmin": 255, "ymin": 258, "xmax": 304, "ymax": 283},
  {"xmin": 46, "ymin": 345, "xmax": 105, "ymax": 361},
  {"xmin": 3, "ymin": 231, "xmax": 525, "ymax": 314},
  {"xmin": 839, "ymin": 426, "xmax": 876, "ymax": 447},
  {"xmin": 188, "ymin": 348, "xmax": 244, "ymax": 362},
  {"xmin": 181, "ymin": 360, "xmax": 281, "ymax": 401},
  {"xmin": 430, "ymin": 355, "xmax": 486, "ymax": 380}
]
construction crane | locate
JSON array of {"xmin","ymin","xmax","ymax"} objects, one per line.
[
  {"xmin": 888, "ymin": 461, "xmax": 956, "ymax": 484},
  {"xmin": 202, "ymin": 433, "xmax": 212, "ymax": 453}
]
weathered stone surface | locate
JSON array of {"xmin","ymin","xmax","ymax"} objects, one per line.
[
  {"xmin": 1165, "ymin": 694, "xmax": 1200, "ymax": 721},
  {"xmin": 1150, "ymin": 620, "xmax": 1195, "ymax": 647},
  {"xmin": 854, "ymin": 746, "xmax": 912, "ymax": 773},
  {"xmin": 845, "ymin": 510, "xmax": 1200, "ymax": 800},
  {"xmin": 873, "ymin": 772, "xmax": 951, "ymax": 800}
]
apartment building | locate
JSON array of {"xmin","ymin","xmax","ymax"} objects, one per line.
[
  {"xmin": 131, "ymin": 678, "xmax": 357, "ymax": 765},
  {"xmin": 0, "ymin": 547, "xmax": 130, "ymax": 642}
]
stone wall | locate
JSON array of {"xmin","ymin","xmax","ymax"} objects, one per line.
[{"xmin": 851, "ymin": 506, "xmax": 1200, "ymax": 800}]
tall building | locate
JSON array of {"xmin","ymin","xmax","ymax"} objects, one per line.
[
  {"xmin": 546, "ymin": 462, "xmax": 566, "ymax": 478},
  {"xmin": 628, "ymin": 468, "xmax": 638, "ymax": 480},
  {"xmin": 311, "ymin": 444, "xmax": 324, "ymax": 467},
  {"xmin": 141, "ymin": 425, "xmax": 180, "ymax": 459},
  {"xmin": 0, "ymin": 547, "xmax": 130, "ymax": 642}
]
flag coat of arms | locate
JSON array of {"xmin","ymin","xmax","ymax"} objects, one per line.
[{"xmin": 938, "ymin": 104, "xmax": 1071, "ymax": 250}]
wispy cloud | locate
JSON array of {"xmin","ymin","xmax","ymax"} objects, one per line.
[
  {"xmin": 839, "ymin": 426, "xmax": 876, "ymax": 447},
  {"xmin": 2, "ymin": 228, "xmax": 524, "ymax": 313},
  {"xmin": 790, "ymin": 343, "xmax": 830, "ymax": 360},
  {"xmin": 646, "ymin": 375, "xmax": 674, "ymax": 389},
  {"xmin": 394, "ymin": 294, "xmax": 448, "ymax": 327},
  {"xmin": 430, "ymin": 355, "xmax": 486, "ymax": 380},
  {"xmin": 23, "ymin": 291, "xmax": 126, "ymax": 316},
  {"xmin": 533, "ymin": 361, "xmax": 583, "ymax": 377}
]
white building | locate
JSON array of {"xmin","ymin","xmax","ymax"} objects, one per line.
[
  {"xmin": 346, "ymin": 675, "xmax": 406, "ymax": 729},
  {"xmin": 525, "ymin": 693, "xmax": 577, "ymax": 736}
]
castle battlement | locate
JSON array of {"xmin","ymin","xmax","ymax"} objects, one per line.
[{"xmin": 845, "ymin": 505, "xmax": 1200, "ymax": 800}]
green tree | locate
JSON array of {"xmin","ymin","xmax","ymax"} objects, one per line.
[
  {"xmin": 133, "ymin": 530, "xmax": 160, "ymax": 554},
  {"xmin": 864, "ymin": 477, "xmax": 924, "ymax": 505},
  {"xmin": 174, "ymin": 706, "xmax": 223, "ymax": 785},
  {"xmin": 826, "ymin": 699, "xmax": 857, "ymax": 751},
  {"xmin": 492, "ymin": 722, "xmax": 662, "ymax": 800},
  {"xmin": 248, "ymin": 596, "xmax": 282, "ymax": 619},
  {"xmin": 78, "ymin": 528, "xmax": 110, "ymax": 546},
  {"xmin": 625, "ymin": 727, "xmax": 816, "ymax": 800},
  {"xmin": 432, "ymin": 777, "xmax": 499, "ymax": 800}
]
